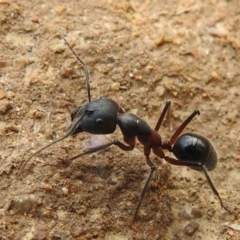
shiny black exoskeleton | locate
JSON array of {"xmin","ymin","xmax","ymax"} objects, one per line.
[
  {"xmin": 21, "ymin": 28, "xmax": 231, "ymax": 219},
  {"xmin": 68, "ymin": 98, "xmax": 121, "ymax": 135},
  {"xmin": 172, "ymin": 133, "xmax": 217, "ymax": 171}
]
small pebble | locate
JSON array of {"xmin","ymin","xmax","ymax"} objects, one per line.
[
  {"xmin": 16, "ymin": 58, "xmax": 29, "ymax": 67},
  {"xmin": 202, "ymin": 93, "xmax": 209, "ymax": 98},
  {"xmin": 184, "ymin": 221, "xmax": 199, "ymax": 236},
  {"xmin": 45, "ymin": 184, "xmax": 53, "ymax": 191},
  {"xmin": 0, "ymin": 90, "xmax": 6, "ymax": 99},
  {"xmin": 52, "ymin": 43, "xmax": 66, "ymax": 53},
  {"xmin": 32, "ymin": 226, "xmax": 48, "ymax": 240},
  {"xmin": 34, "ymin": 111, "xmax": 44, "ymax": 118},
  {"xmin": 97, "ymin": 166, "xmax": 111, "ymax": 179},
  {"xmin": 178, "ymin": 210, "xmax": 191, "ymax": 220},
  {"xmin": 111, "ymin": 82, "xmax": 120, "ymax": 91},
  {"xmin": 0, "ymin": 121, "xmax": 7, "ymax": 135},
  {"xmin": 31, "ymin": 110, "xmax": 45, "ymax": 119},
  {"xmin": 23, "ymin": 18, "xmax": 35, "ymax": 32},
  {"xmin": 0, "ymin": 99, "xmax": 12, "ymax": 115},
  {"xmin": 0, "ymin": 61, "xmax": 6, "ymax": 68},
  {"xmin": 191, "ymin": 208, "xmax": 203, "ymax": 218},
  {"xmin": 5, "ymin": 123, "xmax": 19, "ymax": 133},
  {"xmin": 62, "ymin": 187, "xmax": 69, "ymax": 194},
  {"xmin": 129, "ymin": 72, "xmax": 134, "ymax": 78},
  {"xmin": 210, "ymin": 71, "xmax": 220, "ymax": 81},
  {"xmin": 227, "ymin": 224, "xmax": 240, "ymax": 231},
  {"xmin": 54, "ymin": 5, "xmax": 67, "ymax": 15},
  {"xmin": 154, "ymin": 30, "xmax": 165, "ymax": 46},
  {"xmin": 155, "ymin": 85, "xmax": 165, "ymax": 97},
  {"xmin": 31, "ymin": 16, "xmax": 39, "ymax": 23},
  {"xmin": 209, "ymin": 25, "xmax": 228, "ymax": 38}
]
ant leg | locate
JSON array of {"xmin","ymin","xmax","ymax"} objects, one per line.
[
  {"xmin": 67, "ymin": 136, "xmax": 136, "ymax": 162},
  {"xmin": 154, "ymin": 100, "xmax": 171, "ymax": 131},
  {"xmin": 202, "ymin": 165, "xmax": 232, "ymax": 213},
  {"xmin": 153, "ymin": 147, "xmax": 202, "ymax": 168},
  {"xmin": 153, "ymin": 147, "xmax": 232, "ymax": 213},
  {"xmin": 134, "ymin": 146, "xmax": 155, "ymax": 219},
  {"xmin": 169, "ymin": 110, "xmax": 200, "ymax": 145}
]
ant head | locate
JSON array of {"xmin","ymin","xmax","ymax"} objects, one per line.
[{"xmin": 66, "ymin": 98, "xmax": 120, "ymax": 136}]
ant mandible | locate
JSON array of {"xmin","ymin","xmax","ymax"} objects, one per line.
[{"xmin": 21, "ymin": 28, "xmax": 230, "ymax": 219}]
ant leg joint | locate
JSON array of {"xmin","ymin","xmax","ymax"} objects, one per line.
[
  {"xmin": 195, "ymin": 109, "xmax": 200, "ymax": 115},
  {"xmin": 150, "ymin": 164, "xmax": 156, "ymax": 171}
]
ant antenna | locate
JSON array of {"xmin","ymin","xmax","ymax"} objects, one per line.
[
  {"xmin": 20, "ymin": 29, "xmax": 91, "ymax": 173},
  {"xmin": 56, "ymin": 27, "xmax": 91, "ymax": 102},
  {"xmin": 20, "ymin": 135, "xmax": 69, "ymax": 173}
]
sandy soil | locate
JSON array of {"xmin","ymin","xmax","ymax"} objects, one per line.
[{"xmin": 0, "ymin": 0, "xmax": 240, "ymax": 239}]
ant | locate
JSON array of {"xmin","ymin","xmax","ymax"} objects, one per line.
[{"xmin": 21, "ymin": 28, "xmax": 231, "ymax": 219}]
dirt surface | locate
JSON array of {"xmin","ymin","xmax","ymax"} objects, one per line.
[{"xmin": 1, "ymin": 0, "xmax": 240, "ymax": 239}]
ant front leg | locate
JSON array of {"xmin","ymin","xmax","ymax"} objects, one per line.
[
  {"xmin": 168, "ymin": 109, "xmax": 200, "ymax": 145},
  {"xmin": 154, "ymin": 100, "xmax": 171, "ymax": 131},
  {"xmin": 65, "ymin": 136, "xmax": 136, "ymax": 162}
]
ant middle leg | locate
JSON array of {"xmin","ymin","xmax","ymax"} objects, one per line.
[{"xmin": 134, "ymin": 146, "xmax": 156, "ymax": 219}]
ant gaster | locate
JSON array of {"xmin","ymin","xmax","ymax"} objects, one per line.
[{"xmin": 21, "ymin": 28, "xmax": 230, "ymax": 219}]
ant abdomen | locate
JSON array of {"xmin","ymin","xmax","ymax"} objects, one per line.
[{"xmin": 172, "ymin": 133, "xmax": 218, "ymax": 171}]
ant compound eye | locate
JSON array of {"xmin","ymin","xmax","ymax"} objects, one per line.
[
  {"xmin": 86, "ymin": 110, "xmax": 94, "ymax": 116},
  {"xmin": 96, "ymin": 119, "xmax": 103, "ymax": 125}
]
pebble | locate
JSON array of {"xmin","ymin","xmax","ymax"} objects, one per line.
[
  {"xmin": 129, "ymin": 72, "xmax": 134, "ymax": 78},
  {"xmin": 5, "ymin": 123, "xmax": 19, "ymax": 133},
  {"xmin": 0, "ymin": 121, "xmax": 6, "ymax": 135},
  {"xmin": 0, "ymin": 61, "xmax": 6, "ymax": 68},
  {"xmin": 16, "ymin": 58, "xmax": 30, "ymax": 67},
  {"xmin": 191, "ymin": 208, "xmax": 203, "ymax": 218},
  {"xmin": 62, "ymin": 187, "xmax": 69, "ymax": 195},
  {"xmin": 178, "ymin": 210, "xmax": 192, "ymax": 220},
  {"xmin": 52, "ymin": 43, "xmax": 65, "ymax": 53},
  {"xmin": 30, "ymin": 110, "xmax": 45, "ymax": 119},
  {"xmin": 154, "ymin": 30, "xmax": 165, "ymax": 46},
  {"xmin": 223, "ymin": 223, "xmax": 240, "ymax": 231},
  {"xmin": 209, "ymin": 25, "xmax": 228, "ymax": 38},
  {"xmin": 97, "ymin": 166, "xmax": 111, "ymax": 179},
  {"xmin": 45, "ymin": 184, "xmax": 53, "ymax": 191},
  {"xmin": 184, "ymin": 221, "xmax": 199, "ymax": 236},
  {"xmin": 22, "ymin": 18, "xmax": 35, "ymax": 32},
  {"xmin": 32, "ymin": 226, "xmax": 48, "ymax": 240},
  {"xmin": 0, "ymin": 90, "xmax": 6, "ymax": 99},
  {"xmin": 0, "ymin": 99, "xmax": 12, "ymax": 115},
  {"xmin": 155, "ymin": 85, "xmax": 165, "ymax": 97},
  {"xmin": 12, "ymin": 198, "xmax": 39, "ymax": 215},
  {"xmin": 111, "ymin": 82, "xmax": 120, "ymax": 91},
  {"xmin": 210, "ymin": 71, "xmax": 220, "ymax": 81},
  {"xmin": 54, "ymin": 5, "xmax": 67, "ymax": 15}
]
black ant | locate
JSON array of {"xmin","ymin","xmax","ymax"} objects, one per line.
[{"xmin": 21, "ymin": 28, "xmax": 231, "ymax": 219}]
